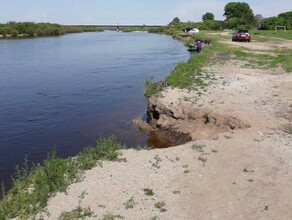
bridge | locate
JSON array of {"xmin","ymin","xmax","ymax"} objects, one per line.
[{"xmin": 68, "ymin": 24, "xmax": 164, "ymax": 30}]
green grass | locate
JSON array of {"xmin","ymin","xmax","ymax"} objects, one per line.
[
  {"xmin": 122, "ymin": 28, "xmax": 148, "ymax": 33},
  {"xmin": 0, "ymin": 137, "xmax": 123, "ymax": 219},
  {"xmin": 143, "ymin": 188, "xmax": 154, "ymax": 196},
  {"xmin": 250, "ymin": 30, "xmax": 292, "ymax": 41},
  {"xmin": 270, "ymin": 52, "xmax": 292, "ymax": 72},
  {"xmin": 102, "ymin": 213, "xmax": 124, "ymax": 220},
  {"xmin": 58, "ymin": 205, "xmax": 94, "ymax": 220}
]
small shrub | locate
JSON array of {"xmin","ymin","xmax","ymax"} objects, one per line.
[{"xmin": 143, "ymin": 188, "xmax": 154, "ymax": 196}]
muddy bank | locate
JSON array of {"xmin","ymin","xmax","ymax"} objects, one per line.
[{"xmin": 146, "ymin": 95, "xmax": 250, "ymax": 145}]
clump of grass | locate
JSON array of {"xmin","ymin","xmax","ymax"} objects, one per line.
[
  {"xmin": 123, "ymin": 197, "xmax": 136, "ymax": 209},
  {"xmin": 154, "ymin": 202, "xmax": 167, "ymax": 212},
  {"xmin": 103, "ymin": 213, "xmax": 124, "ymax": 220},
  {"xmin": 198, "ymin": 156, "xmax": 207, "ymax": 163},
  {"xmin": 192, "ymin": 143, "xmax": 206, "ymax": 152},
  {"xmin": 58, "ymin": 205, "xmax": 94, "ymax": 220},
  {"xmin": 151, "ymin": 155, "xmax": 162, "ymax": 169},
  {"xmin": 173, "ymin": 190, "xmax": 181, "ymax": 194},
  {"xmin": 143, "ymin": 188, "xmax": 154, "ymax": 196},
  {"xmin": 144, "ymin": 77, "xmax": 163, "ymax": 97},
  {"xmin": 0, "ymin": 137, "xmax": 122, "ymax": 219}
]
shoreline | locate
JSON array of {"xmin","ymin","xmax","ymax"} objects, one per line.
[{"xmin": 1, "ymin": 31, "xmax": 292, "ymax": 219}]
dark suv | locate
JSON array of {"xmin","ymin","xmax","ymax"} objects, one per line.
[{"xmin": 232, "ymin": 29, "xmax": 251, "ymax": 42}]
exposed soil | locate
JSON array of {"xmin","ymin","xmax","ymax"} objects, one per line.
[{"xmin": 37, "ymin": 38, "xmax": 292, "ymax": 220}]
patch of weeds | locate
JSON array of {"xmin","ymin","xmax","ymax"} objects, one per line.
[
  {"xmin": 224, "ymin": 135, "xmax": 233, "ymax": 140},
  {"xmin": 154, "ymin": 202, "xmax": 167, "ymax": 212},
  {"xmin": 0, "ymin": 136, "xmax": 123, "ymax": 219},
  {"xmin": 184, "ymin": 170, "xmax": 191, "ymax": 173},
  {"xmin": 192, "ymin": 143, "xmax": 206, "ymax": 152},
  {"xmin": 143, "ymin": 188, "xmax": 154, "ymax": 196},
  {"xmin": 211, "ymin": 149, "xmax": 218, "ymax": 153},
  {"xmin": 123, "ymin": 197, "xmax": 136, "ymax": 209},
  {"xmin": 58, "ymin": 205, "xmax": 95, "ymax": 220},
  {"xmin": 103, "ymin": 213, "xmax": 125, "ymax": 220},
  {"xmin": 144, "ymin": 76, "xmax": 163, "ymax": 97},
  {"xmin": 151, "ymin": 155, "xmax": 162, "ymax": 169},
  {"xmin": 248, "ymin": 179, "xmax": 254, "ymax": 182},
  {"xmin": 173, "ymin": 190, "xmax": 181, "ymax": 194},
  {"xmin": 198, "ymin": 156, "xmax": 207, "ymax": 163},
  {"xmin": 182, "ymin": 164, "xmax": 189, "ymax": 169},
  {"xmin": 98, "ymin": 204, "xmax": 106, "ymax": 208},
  {"xmin": 175, "ymin": 157, "xmax": 180, "ymax": 161},
  {"xmin": 151, "ymin": 216, "xmax": 159, "ymax": 220},
  {"xmin": 211, "ymin": 136, "xmax": 219, "ymax": 140},
  {"xmin": 243, "ymin": 168, "xmax": 254, "ymax": 173}
]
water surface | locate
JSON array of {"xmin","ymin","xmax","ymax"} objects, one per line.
[{"xmin": 0, "ymin": 32, "xmax": 190, "ymax": 189}]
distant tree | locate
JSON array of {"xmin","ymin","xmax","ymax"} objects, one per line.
[
  {"xmin": 169, "ymin": 17, "xmax": 181, "ymax": 26},
  {"xmin": 262, "ymin": 16, "xmax": 291, "ymax": 30},
  {"xmin": 278, "ymin": 11, "xmax": 292, "ymax": 26},
  {"xmin": 255, "ymin": 14, "xmax": 264, "ymax": 29},
  {"xmin": 202, "ymin": 12, "xmax": 215, "ymax": 21},
  {"xmin": 224, "ymin": 2, "xmax": 254, "ymax": 24}
]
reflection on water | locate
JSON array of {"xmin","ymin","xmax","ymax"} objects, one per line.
[{"xmin": 0, "ymin": 32, "xmax": 190, "ymax": 190}]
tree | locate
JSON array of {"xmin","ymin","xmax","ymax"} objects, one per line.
[
  {"xmin": 224, "ymin": 2, "xmax": 254, "ymax": 25},
  {"xmin": 278, "ymin": 11, "xmax": 292, "ymax": 26},
  {"xmin": 169, "ymin": 17, "xmax": 181, "ymax": 27},
  {"xmin": 255, "ymin": 14, "xmax": 264, "ymax": 29},
  {"xmin": 262, "ymin": 16, "xmax": 291, "ymax": 30},
  {"xmin": 202, "ymin": 12, "xmax": 215, "ymax": 21}
]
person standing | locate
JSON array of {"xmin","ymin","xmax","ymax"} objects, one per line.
[{"xmin": 197, "ymin": 41, "xmax": 202, "ymax": 53}]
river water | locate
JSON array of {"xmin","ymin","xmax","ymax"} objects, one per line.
[{"xmin": 0, "ymin": 32, "xmax": 190, "ymax": 189}]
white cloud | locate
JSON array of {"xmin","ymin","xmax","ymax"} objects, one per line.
[{"xmin": 168, "ymin": 1, "xmax": 226, "ymax": 22}]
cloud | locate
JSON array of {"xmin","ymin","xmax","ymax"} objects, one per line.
[{"xmin": 168, "ymin": 0, "xmax": 226, "ymax": 22}]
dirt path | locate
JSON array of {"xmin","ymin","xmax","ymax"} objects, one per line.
[{"xmin": 38, "ymin": 39, "xmax": 292, "ymax": 220}]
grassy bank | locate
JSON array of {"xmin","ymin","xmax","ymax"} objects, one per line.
[
  {"xmin": 0, "ymin": 22, "xmax": 104, "ymax": 38},
  {"xmin": 0, "ymin": 137, "xmax": 124, "ymax": 220},
  {"xmin": 144, "ymin": 29, "xmax": 292, "ymax": 96}
]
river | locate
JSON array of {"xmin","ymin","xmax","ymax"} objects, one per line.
[{"xmin": 0, "ymin": 31, "xmax": 190, "ymax": 190}]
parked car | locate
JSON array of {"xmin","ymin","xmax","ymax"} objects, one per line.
[
  {"xmin": 232, "ymin": 29, "xmax": 251, "ymax": 42},
  {"xmin": 183, "ymin": 28, "xmax": 199, "ymax": 35}
]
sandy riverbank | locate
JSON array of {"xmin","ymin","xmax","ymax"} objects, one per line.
[{"xmin": 37, "ymin": 37, "xmax": 292, "ymax": 220}]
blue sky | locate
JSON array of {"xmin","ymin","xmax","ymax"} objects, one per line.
[{"xmin": 0, "ymin": 0, "xmax": 291, "ymax": 24}]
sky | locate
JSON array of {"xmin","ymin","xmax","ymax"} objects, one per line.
[{"xmin": 0, "ymin": 0, "xmax": 291, "ymax": 25}]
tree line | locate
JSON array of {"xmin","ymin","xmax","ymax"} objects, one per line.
[
  {"xmin": 150, "ymin": 2, "xmax": 292, "ymax": 33},
  {"xmin": 0, "ymin": 22, "xmax": 103, "ymax": 37}
]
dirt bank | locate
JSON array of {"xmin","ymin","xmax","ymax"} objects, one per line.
[{"xmin": 37, "ymin": 38, "xmax": 292, "ymax": 220}]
